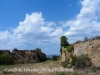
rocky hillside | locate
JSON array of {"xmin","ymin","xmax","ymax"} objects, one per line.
[{"xmin": 0, "ymin": 49, "xmax": 46, "ymax": 64}]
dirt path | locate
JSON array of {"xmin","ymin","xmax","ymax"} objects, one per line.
[{"xmin": 0, "ymin": 60, "xmax": 100, "ymax": 75}]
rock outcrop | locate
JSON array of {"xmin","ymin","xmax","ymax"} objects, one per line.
[{"xmin": 0, "ymin": 49, "xmax": 46, "ymax": 64}]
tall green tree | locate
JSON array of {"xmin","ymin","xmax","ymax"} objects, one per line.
[
  {"xmin": 60, "ymin": 36, "xmax": 69, "ymax": 55},
  {"xmin": 60, "ymin": 36, "xmax": 69, "ymax": 47}
]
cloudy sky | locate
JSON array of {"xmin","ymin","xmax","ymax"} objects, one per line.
[{"xmin": 0, "ymin": 0, "xmax": 100, "ymax": 55}]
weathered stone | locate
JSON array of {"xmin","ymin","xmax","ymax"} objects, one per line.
[
  {"xmin": 74, "ymin": 39, "xmax": 100, "ymax": 67},
  {"xmin": 61, "ymin": 39, "xmax": 100, "ymax": 67},
  {"xmin": 61, "ymin": 47, "xmax": 72, "ymax": 62},
  {"xmin": 0, "ymin": 49, "xmax": 46, "ymax": 64}
]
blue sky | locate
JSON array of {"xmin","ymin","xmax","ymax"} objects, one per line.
[{"xmin": 0, "ymin": 0, "xmax": 100, "ymax": 55}]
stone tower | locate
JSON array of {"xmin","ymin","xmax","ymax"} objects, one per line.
[{"xmin": 61, "ymin": 47, "xmax": 72, "ymax": 62}]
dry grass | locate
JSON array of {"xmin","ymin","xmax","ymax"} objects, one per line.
[{"xmin": 0, "ymin": 60, "xmax": 100, "ymax": 75}]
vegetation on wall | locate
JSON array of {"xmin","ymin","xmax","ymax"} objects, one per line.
[
  {"xmin": 74, "ymin": 35, "xmax": 100, "ymax": 44},
  {"xmin": 74, "ymin": 54, "xmax": 92, "ymax": 68},
  {"xmin": 70, "ymin": 55, "xmax": 77, "ymax": 66},
  {"xmin": 66, "ymin": 45, "xmax": 73, "ymax": 52}
]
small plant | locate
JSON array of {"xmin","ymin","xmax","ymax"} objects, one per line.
[
  {"xmin": 2, "ymin": 71, "xmax": 8, "ymax": 74},
  {"xmin": 13, "ymin": 48, "xmax": 18, "ymax": 52},
  {"xmin": 66, "ymin": 46, "xmax": 72, "ymax": 52},
  {"xmin": 56, "ymin": 72, "xmax": 65, "ymax": 75},
  {"xmin": 52, "ymin": 55, "xmax": 58, "ymax": 61},
  {"xmin": 74, "ymin": 40, "xmax": 82, "ymax": 44},
  {"xmin": 61, "ymin": 61, "xmax": 67, "ymax": 68},
  {"xmin": 75, "ymin": 56, "xmax": 85, "ymax": 68},
  {"xmin": 70, "ymin": 55, "xmax": 77, "ymax": 66},
  {"xmin": 91, "ymin": 66, "xmax": 97, "ymax": 72},
  {"xmin": 2, "ymin": 71, "xmax": 13, "ymax": 74},
  {"xmin": 74, "ymin": 71, "xmax": 79, "ymax": 75}
]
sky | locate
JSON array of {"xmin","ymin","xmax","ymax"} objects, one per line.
[{"xmin": 0, "ymin": 0, "xmax": 100, "ymax": 55}]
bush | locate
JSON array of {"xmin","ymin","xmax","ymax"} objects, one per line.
[
  {"xmin": 75, "ymin": 54, "xmax": 92, "ymax": 69},
  {"xmin": 13, "ymin": 48, "xmax": 18, "ymax": 52},
  {"xmin": 74, "ymin": 40, "xmax": 82, "ymax": 44},
  {"xmin": 66, "ymin": 46, "xmax": 72, "ymax": 52},
  {"xmin": 61, "ymin": 61, "xmax": 67, "ymax": 68},
  {"xmin": 0, "ymin": 54, "xmax": 13, "ymax": 65},
  {"xmin": 74, "ymin": 71, "xmax": 79, "ymax": 75},
  {"xmin": 91, "ymin": 66, "xmax": 97, "ymax": 72},
  {"xmin": 56, "ymin": 72, "xmax": 65, "ymax": 75},
  {"xmin": 70, "ymin": 55, "xmax": 77, "ymax": 66},
  {"xmin": 75, "ymin": 56, "xmax": 85, "ymax": 68},
  {"xmin": 52, "ymin": 55, "xmax": 58, "ymax": 61}
]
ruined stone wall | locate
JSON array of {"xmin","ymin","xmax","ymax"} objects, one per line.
[
  {"xmin": 74, "ymin": 39, "xmax": 100, "ymax": 67},
  {"xmin": 0, "ymin": 49, "xmax": 46, "ymax": 64},
  {"xmin": 61, "ymin": 47, "xmax": 72, "ymax": 62}
]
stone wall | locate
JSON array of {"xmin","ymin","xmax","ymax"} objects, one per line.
[
  {"xmin": 74, "ymin": 39, "xmax": 100, "ymax": 67},
  {"xmin": 61, "ymin": 47, "xmax": 72, "ymax": 62},
  {"xmin": 61, "ymin": 39, "xmax": 100, "ymax": 67}
]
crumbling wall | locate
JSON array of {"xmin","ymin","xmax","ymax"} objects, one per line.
[
  {"xmin": 61, "ymin": 47, "xmax": 72, "ymax": 62},
  {"xmin": 74, "ymin": 39, "xmax": 100, "ymax": 67}
]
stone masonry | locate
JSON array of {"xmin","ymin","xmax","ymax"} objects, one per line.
[{"xmin": 61, "ymin": 39, "xmax": 100, "ymax": 67}]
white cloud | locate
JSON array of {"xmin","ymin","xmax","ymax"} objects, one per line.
[
  {"xmin": 0, "ymin": 0, "xmax": 100, "ymax": 50},
  {"xmin": 63, "ymin": 0, "xmax": 100, "ymax": 43},
  {"xmin": 0, "ymin": 12, "xmax": 63, "ymax": 49}
]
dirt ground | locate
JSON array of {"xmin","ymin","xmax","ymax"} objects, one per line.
[{"xmin": 0, "ymin": 60, "xmax": 100, "ymax": 75}]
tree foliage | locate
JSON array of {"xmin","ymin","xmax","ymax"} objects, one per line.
[
  {"xmin": 60, "ymin": 36, "xmax": 69, "ymax": 55},
  {"xmin": 0, "ymin": 54, "xmax": 13, "ymax": 65},
  {"xmin": 60, "ymin": 36, "xmax": 69, "ymax": 47},
  {"xmin": 52, "ymin": 55, "xmax": 58, "ymax": 61},
  {"xmin": 35, "ymin": 48, "xmax": 41, "ymax": 52}
]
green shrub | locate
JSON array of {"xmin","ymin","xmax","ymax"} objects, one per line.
[
  {"xmin": 2, "ymin": 71, "xmax": 13, "ymax": 74},
  {"xmin": 56, "ymin": 72, "xmax": 65, "ymax": 75},
  {"xmin": 13, "ymin": 48, "xmax": 18, "ymax": 52},
  {"xmin": 52, "ymin": 55, "xmax": 58, "ymax": 61},
  {"xmin": 84, "ymin": 55, "xmax": 92, "ymax": 67},
  {"xmin": 0, "ymin": 54, "xmax": 13, "ymax": 65},
  {"xmin": 61, "ymin": 61, "xmax": 67, "ymax": 68},
  {"xmin": 74, "ymin": 40, "xmax": 82, "ymax": 44},
  {"xmin": 75, "ymin": 54, "xmax": 92, "ymax": 69},
  {"xmin": 75, "ymin": 56, "xmax": 85, "ymax": 68},
  {"xmin": 70, "ymin": 55, "xmax": 77, "ymax": 66},
  {"xmin": 74, "ymin": 71, "xmax": 79, "ymax": 75},
  {"xmin": 66, "ymin": 46, "xmax": 72, "ymax": 52},
  {"xmin": 91, "ymin": 66, "xmax": 97, "ymax": 72}
]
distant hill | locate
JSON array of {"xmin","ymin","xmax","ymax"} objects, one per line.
[{"xmin": 46, "ymin": 54, "xmax": 60, "ymax": 58}]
